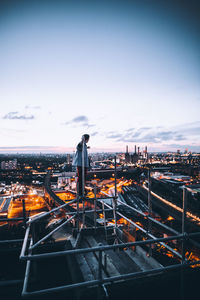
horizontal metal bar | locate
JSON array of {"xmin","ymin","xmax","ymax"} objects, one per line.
[
  {"xmin": 80, "ymin": 225, "xmax": 114, "ymax": 230},
  {"xmin": 21, "ymin": 234, "xmax": 186, "ymax": 261},
  {"xmin": 85, "ymin": 208, "xmax": 113, "ymax": 213},
  {"xmin": 117, "ymin": 198, "xmax": 179, "ymax": 235},
  {"xmin": 20, "ymin": 208, "xmax": 113, "ymax": 224},
  {"xmin": 0, "ymin": 239, "xmax": 25, "ymax": 244},
  {"xmin": 30, "ymin": 214, "xmax": 77, "ymax": 250},
  {"xmin": 116, "ymin": 209, "xmax": 182, "ymax": 259},
  {"xmin": 0, "ymin": 279, "xmax": 23, "ymax": 287},
  {"xmin": 184, "ymin": 231, "xmax": 200, "ymax": 249},
  {"xmin": 102, "ymin": 259, "xmax": 200, "ymax": 284},
  {"xmin": 79, "ymin": 196, "xmax": 114, "ymax": 201},
  {"xmin": 187, "ymin": 232, "xmax": 200, "ymax": 238},
  {"xmin": 21, "ymin": 258, "xmax": 200, "ymax": 297},
  {"xmin": 148, "ymin": 216, "xmax": 179, "ymax": 235},
  {"xmin": 64, "ymin": 208, "xmax": 113, "ymax": 215},
  {"xmin": 0, "ymin": 217, "xmax": 24, "ymax": 222},
  {"xmin": 102, "ymin": 200, "xmax": 183, "ymax": 259},
  {"xmin": 22, "ymin": 279, "xmax": 99, "ymax": 297},
  {"xmin": 27, "ymin": 198, "xmax": 77, "ymax": 224}
]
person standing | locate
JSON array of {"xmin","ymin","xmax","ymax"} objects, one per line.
[{"xmin": 72, "ymin": 134, "xmax": 90, "ymax": 196}]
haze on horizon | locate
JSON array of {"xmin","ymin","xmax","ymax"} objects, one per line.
[{"xmin": 0, "ymin": 0, "xmax": 200, "ymax": 154}]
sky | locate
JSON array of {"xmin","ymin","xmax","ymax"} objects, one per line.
[{"xmin": 0, "ymin": 0, "xmax": 200, "ymax": 153}]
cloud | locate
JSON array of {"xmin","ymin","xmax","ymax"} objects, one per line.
[
  {"xmin": 125, "ymin": 128, "xmax": 135, "ymax": 132},
  {"xmin": 72, "ymin": 115, "xmax": 88, "ymax": 123},
  {"xmin": 2, "ymin": 112, "xmax": 35, "ymax": 120},
  {"xmin": 107, "ymin": 133, "xmax": 123, "ymax": 139},
  {"xmin": 105, "ymin": 127, "xmax": 186, "ymax": 144},
  {"xmin": 172, "ymin": 121, "xmax": 200, "ymax": 136},
  {"xmin": 91, "ymin": 131, "xmax": 98, "ymax": 136},
  {"xmin": 64, "ymin": 115, "xmax": 95, "ymax": 128},
  {"xmin": 25, "ymin": 105, "xmax": 41, "ymax": 110}
]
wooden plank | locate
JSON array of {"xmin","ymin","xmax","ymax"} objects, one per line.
[
  {"xmin": 81, "ymin": 240, "xmax": 107, "ymax": 279},
  {"xmin": 86, "ymin": 236, "xmax": 121, "ymax": 278},
  {"xmin": 75, "ymin": 253, "xmax": 95, "ymax": 282},
  {"xmin": 95, "ymin": 235, "xmax": 131, "ymax": 275},
  {"xmin": 115, "ymin": 248, "xmax": 141, "ymax": 273},
  {"xmin": 124, "ymin": 248, "xmax": 147, "ymax": 271}
]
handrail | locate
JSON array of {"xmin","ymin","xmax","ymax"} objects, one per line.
[
  {"xmin": 20, "ymin": 232, "xmax": 200, "ymax": 261},
  {"xmin": 30, "ymin": 214, "xmax": 77, "ymax": 250},
  {"xmin": 27, "ymin": 198, "xmax": 77, "ymax": 224},
  {"xmin": 19, "ymin": 160, "xmax": 200, "ymax": 299},
  {"xmin": 21, "ymin": 258, "xmax": 200, "ymax": 297}
]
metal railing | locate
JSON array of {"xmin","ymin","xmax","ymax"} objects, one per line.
[
  {"xmin": 18, "ymin": 157, "xmax": 200, "ymax": 298},
  {"xmin": 20, "ymin": 231, "xmax": 200, "ymax": 297}
]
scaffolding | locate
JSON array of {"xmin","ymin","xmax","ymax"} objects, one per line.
[{"xmin": 17, "ymin": 158, "xmax": 200, "ymax": 299}]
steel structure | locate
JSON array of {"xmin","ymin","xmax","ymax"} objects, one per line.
[
  {"xmin": 18, "ymin": 157, "xmax": 200, "ymax": 298},
  {"xmin": 1, "ymin": 155, "xmax": 200, "ymax": 299}
]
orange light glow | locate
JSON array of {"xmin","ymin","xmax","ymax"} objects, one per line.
[
  {"xmin": 7, "ymin": 195, "xmax": 48, "ymax": 219},
  {"xmin": 167, "ymin": 216, "xmax": 174, "ymax": 221},
  {"xmin": 56, "ymin": 191, "xmax": 76, "ymax": 201}
]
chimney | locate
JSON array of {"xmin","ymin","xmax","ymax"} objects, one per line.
[
  {"xmin": 135, "ymin": 145, "xmax": 137, "ymax": 154},
  {"xmin": 138, "ymin": 146, "xmax": 140, "ymax": 155},
  {"xmin": 126, "ymin": 145, "xmax": 128, "ymax": 153}
]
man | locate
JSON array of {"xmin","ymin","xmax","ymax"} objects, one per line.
[{"xmin": 72, "ymin": 134, "xmax": 90, "ymax": 196}]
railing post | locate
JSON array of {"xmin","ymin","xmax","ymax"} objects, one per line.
[
  {"xmin": 102, "ymin": 201, "xmax": 107, "ymax": 240},
  {"xmin": 82, "ymin": 138, "xmax": 85, "ymax": 228},
  {"xmin": 98, "ymin": 245, "xmax": 103, "ymax": 283},
  {"xmin": 97, "ymin": 244, "xmax": 103, "ymax": 300},
  {"xmin": 77, "ymin": 182, "xmax": 80, "ymax": 232},
  {"xmin": 180, "ymin": 187, "xmax": 187, "ymax": 300},
  {"xmin": 182, "ymin": 187, "xmax": 187, "ymax": 263},
  {"xmin": 148, "ymin": 168, "xmax": 152, "ymax": 256},
  {"xmin": 22, "ymin": 199, "xmax": 27, "ymax": 228},
  {"xmin": 114, "ymin": 156, "xmax": 117, "ymax": 198},
  {"xmin": 113, "ymin": 156, "xmax": 117, "ymax": 235},
  {"xmin": 104, "ymin": 253, "xmax": 107, "ymax": 272},
  {"xmin": 94, "ymin": 184, "xmax": 97, "ymax": 231}
]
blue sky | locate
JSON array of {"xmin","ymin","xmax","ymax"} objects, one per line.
[{"xmin": 0, "ymin": 0, "xmax": 200, "ymax": 153}]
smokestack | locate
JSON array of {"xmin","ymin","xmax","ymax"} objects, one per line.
[
  {"xmin": 145, "ymin": 146, "xmax": 148, "ymax": 160},
  {"xmin": 138, "ymin": 146, "xmax": 140, "ymax": 155},
  {"xmin": 135, "ymin": 145, "xmax": 136, "ymax": 154},
  {"xmin": 126, "ymin": 145, "xmax": 128, "ymax": 153}
]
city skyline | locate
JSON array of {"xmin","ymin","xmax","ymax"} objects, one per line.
[{"xmin": 1, "ymin": 0, "xmax": 200, "ymax": 153}]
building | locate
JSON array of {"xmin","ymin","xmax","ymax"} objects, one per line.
[
  {"xmin": 1, "ymin": 159, "xmax": 17, "ymax": 170},
  {"xmin": 67, "ymin": 154, "xmax": 71, "ymax": 165},
  {"xmin": 125, "ymin": 145, "xmax": 130, "ymax": 163},
  {"xmin": 131, "ymin": 145, "xmax": 139, "ymax": 164}
]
